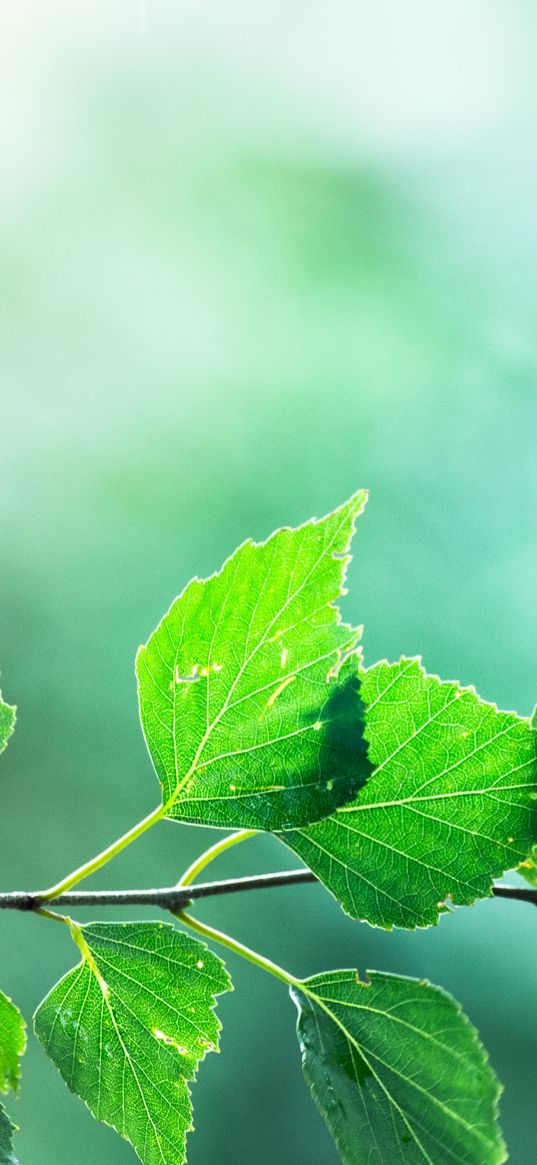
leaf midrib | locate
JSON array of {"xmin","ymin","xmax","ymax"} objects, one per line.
[
  {"xmin": 301, "ymin": 985, "xmax": 434, "ymax": 1164},
  {"xmin": 84, "ymin": 953, "xmax": 171, "ymax": 1164},
  {"xmin": 301, "ymin": 982, "xmax": 497, "ymax": 1161}
]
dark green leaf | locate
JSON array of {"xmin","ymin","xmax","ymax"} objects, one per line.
[
  {"xmin": 34, "ymin": 922, "xmax": 232, "ymax": 1165},
  {"xmin": 0, "ymin": 1108, "xmax": 18, "ymax": 1165},
  {"xmin": 136, "ymin": 493, "xmax": 370, "ymax": 830},
  {"xmin": 0, "ymin": 992, "xmax": 26, "ymax": 1165},
  {"xmin": 282, "ymin": 658, "xmax": 537, "ymax": 927},
  {"xmin": 292, "ymin": 969, "xmax": 505, "ymax": 1165}
]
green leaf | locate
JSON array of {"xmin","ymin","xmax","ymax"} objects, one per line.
[
  {"xmin": 281, "ymin": 657, "xmax": 537, "ymax": 928},
  {"xmin": 0, "ymin": 992, "xmax": 26, "ymax": 1165},
  {"xmin": 292, "ymin": 969, "xmax": 506, "ymax": 1165},
  {"xmin": 0, "ymin": 726, "xmax": 23, "ymax": 1164},
  {"xmin": 0, "ymin": 693, "xmax": 15, "ymax": 759},
  {"xmin": 34, "ymin": 922, "xmax": 232, "ymax": 1165},
  {"xmin": 0, "ymin": 993, "xmax": 26, "ymax": 1095},
  {"xmin": 518, "ymin": 847, "xmax": 537, "ymax": 886},
  {"xmin": 0, "ymin": 1109, "xmax": 18, "ymax": 1165},
  {"xmin": 136, "ymin": 493, "xmax": 370, "ymax": 830},
  {"xmin": 518, "ymin": 707, "xmax": 537, "ymax": 885}
]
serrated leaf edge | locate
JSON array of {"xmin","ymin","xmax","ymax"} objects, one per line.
[
  {"xmin": 33, "ymin": 921, "xmax": 232, "ymax": 1163},
  {"xmin": 136, "ymin": 491, "xmax": 368, "ymax": 816},
  {"xmin": 292, "ymin": 968, "xmax": 508, "ymax": 1165}
]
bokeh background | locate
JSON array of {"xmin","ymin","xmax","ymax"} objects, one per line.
[{"xmin": 1, "ymin": 2, "xmax": 537, "ymax": 1162}]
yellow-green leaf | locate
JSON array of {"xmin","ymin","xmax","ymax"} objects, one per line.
[
  {"xmin": 0, "ymin": 992, "xmax": 26, "ymax": 1165},
  {"xmin": 0, "ymin": 994, "xmax": 25, "ymax": 1096},
  {"xmin": 136, "ymin": 494, "xmax": 370, "ymax": 830},
  {"xmin": 0, "ymin": 693, "xmax": 15, "ymax": 760},
  {"xmin": 34, "ymin": 922, "xmax": 232, "ymax": 1165}
]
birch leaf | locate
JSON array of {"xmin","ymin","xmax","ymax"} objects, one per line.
[
  {"xmin": 0, "ymin": 693, "xmax": 15, "ymax": 759},
  {"xmin": 282, "ymin": 658, "xmax": 537, "ymax": 928},
  {"xmin": 292, "ymin": 969, "xmax": 506, "ymax": 1165},
  {"xmin": 0, "ymin": 1110, "xmax": 18, "ymax": 1165},
  {"xmin": 518, "ymin": 705, "xmax": 537, "ymax": 886},
  {"xmin": 136, "ymin": 493, "xmax": 370, "ymax": 830},
  {"xmin": 34, "ymin": 922, "xmax": 231, "ymax": 1165},
  {"xmin": 0, "ymin": 992, "xmax": 26, "ymax": 1165},
  {"xmin": 0, "ymin": 994, "xmax": 26, "ymax": 1096}
]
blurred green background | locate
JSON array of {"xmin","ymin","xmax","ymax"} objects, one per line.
[{"xmin": 1, "ymin": 2, "xmax": 537, "ymax": 1162}]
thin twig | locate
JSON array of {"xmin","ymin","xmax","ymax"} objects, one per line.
[
  {"xmin": 0, "ymin": 870, "xmax": 316, "ymax": 911},
  {"xmin": 489, "ymin": 883, "xmax": 537, "ymax": 905},
  {"xmin": 0, "ymin": 871, "xmax": 535, "ymax": 912}
]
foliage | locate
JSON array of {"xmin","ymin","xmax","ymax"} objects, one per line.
[
  {"xmin": 292, "ymin": 970, "xmax": 505, "ymax": 1165},
  {"xmin": 136, "ymin": 491, "xmax": 370, "ymax": 830},
  {"xmin": 0, "ymin": 992, "xmax": 26, "ymax": 1165},
  {"xmin": 283, "ymin": 658, "xmax": 537, "ymax": 928},
  {"xmin": 0, "ymin": 697, "xmax": 15, "ymax": 760},
  {"xmin": 1, "ymin": 495, "xmax": 535, "ymax": 1165},
  {"xmin": 34, "ymin": 923, "xmax": 231, "ymax": 1165}
]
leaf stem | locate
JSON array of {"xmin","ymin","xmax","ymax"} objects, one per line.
[
  {"xmin": 176, "ymin": 908, "xmax": 302, "ymax": 989},
  {"xmin": 177, "ymin": 830, "xmax": 257, "ymax": 887},
  {"xmin": 35, "ymin": 906, "xmax": 72, "ymax": 926},
  {"xmin": 38, "ymin": 802, "xmax": 167, "ymax": 901}
]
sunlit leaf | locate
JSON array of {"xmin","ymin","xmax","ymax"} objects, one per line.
[
  {"xmin": 292, "ymin": 968, "xmax": 506, "ymax": 1165},
  {"xmin": 34, "ymin": 922, "xmax": 232, "ymax": 1165},
  {"xmin": 136, "ymin": 494, "xmax": 370, "ymax": 830},
  {"xmin": 518, "ymin": 706, "xmax": 537, "ymax": 886},
  {"xmin": 517, "ymin": 847, "xmax": 537, "ymax": 886},
  {"xmin": 282, "ymin": 658, "xmax": 537, "ymax": 927},
  {"xmin": 0, "ymin": 993, "xmax": 26, "ymax": 1096}
]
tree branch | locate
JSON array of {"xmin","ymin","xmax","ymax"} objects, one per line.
[{"xmin": 0, "ymin": 872, "xmax": 536, "ymax": 912}]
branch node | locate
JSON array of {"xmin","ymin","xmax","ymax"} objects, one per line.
[{"xmin": 20, "ymin": 893, "xmax": 40, "ymax": 912}]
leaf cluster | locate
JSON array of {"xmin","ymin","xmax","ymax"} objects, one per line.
[{"xmin": 1, "ymin": 494, "xmax": 536, "ymax": 1165}]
